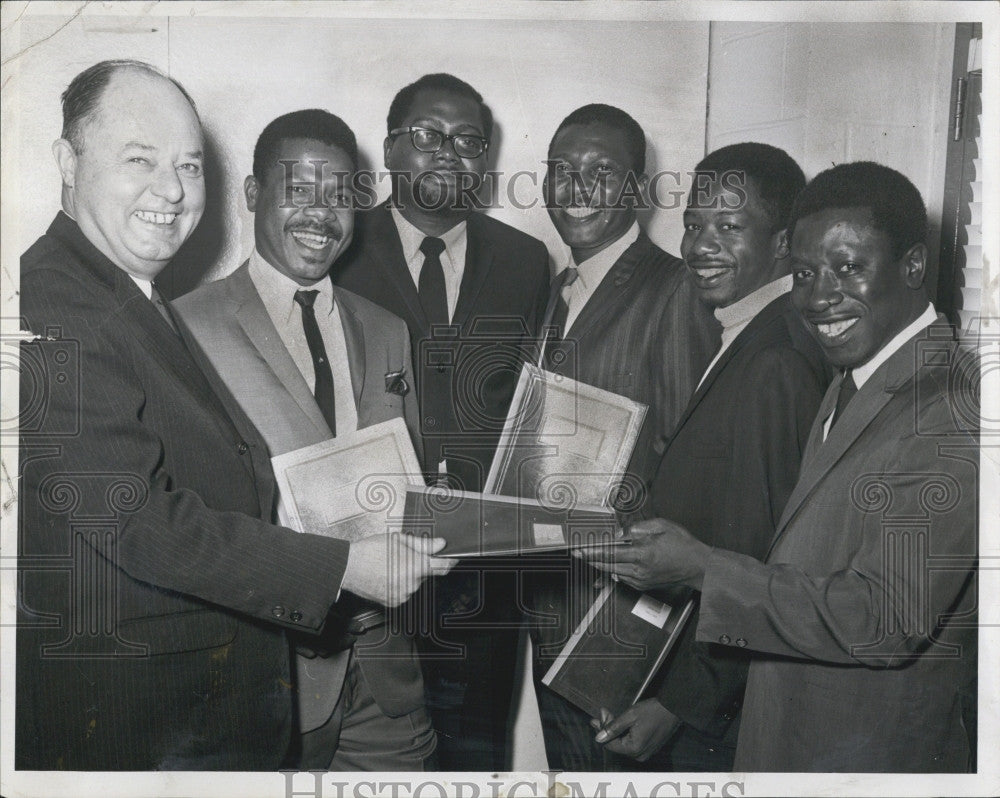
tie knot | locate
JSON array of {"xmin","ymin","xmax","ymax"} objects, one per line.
[
  {"xmin": 420, "ymin": 236, "xmax": 446, "ymax": 258},
  {"xmin": 562, "ymin": 267, "xmax": 579, "ymax": 288},
  {"xmin": 294, "ymin": 289, "xmax": 319, "ymax": 309}
]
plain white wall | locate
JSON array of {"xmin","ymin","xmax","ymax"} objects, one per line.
[
  {"xmin": 10, "ymin": 13, "xmax": 711, "ymax": 293},
  {"xmin": 705, "ymin": 21, "xmax": 954, "ymax": 287}
]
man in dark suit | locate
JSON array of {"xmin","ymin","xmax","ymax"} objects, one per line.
[
  {"xmin": 334, "ymin": 73, "xmax": 550, "ymax": 769},
  {"xmin": 175, "ymin": 110, "xmax": 433, "ymax": 770},
  {"xmin": 17, "ymin": 60, "xmax": 448, "ymax": 771},
  {"xmin": 584, "ymin": 162, "xmax": 978, "ymax": 772},
  {"xmin": 530, "ymin": 105, "xmax": 720, "ymax": 770},
  {"xmin": 579, "ymin": 143, "xmax": 831, "ymax": 770}
]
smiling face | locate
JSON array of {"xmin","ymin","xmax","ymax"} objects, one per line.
[
  {"xmin": 681, "ymin": 177, "xmax": 786, "ymax": 308},
  {"xmin": 246, "ymin": 137, "xmax": 355, "ymax": 285},
  {"xmin": 790, "ymin": 206, "xmax": 927, "ymax": 368},
  {"xmin": 384, "ymin": 87, "xmax": 488, "ymax": 216},
  {"xmin": 59, "ymin": 69, "xmax": 205, "ymax": 280},
  {"xmin": 545, "ymin": 121, "xmax": 645, "ymax": 263}
]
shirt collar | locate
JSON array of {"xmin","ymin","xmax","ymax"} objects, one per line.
[
  {"xmin": 570, "ymin": 221, "xmax": 641, "ymax": 289},
  {"xmin": 129, "ymin": 275, "xmax": 153, "ymax": 299},
  {"xmin": 853, "ymin": 303, "xmax": 937, "ymax": 389},
  {"xmin": 390, "ymin": 206, "xmax": 467, "ymax": 267},
  {"xmin": 714, "ymin": 274, "xmax": 793, "ymax": 331},
  {"xmin": 248, "ymin": 248, "xmax": 334, "ymax": 320}
]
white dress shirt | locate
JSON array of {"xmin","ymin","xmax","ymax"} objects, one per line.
[
  {"xmin": 822, "ymin": 302, "xmax": 937, "ymax": 440},
  {"xmin": 560, "ymin": 221, "xmax": 640, "ymax": 333},
  {"xmin": 696, "ymin": 274, "xmax": 793, "ymax": 390},
  {"xmin": 390, "ymin": 206, "xmax": 467, "ymax": 323},
  {"xmin": 129, "ymin": 275, "xmax": 153, "ymax": 298},
  {"xmin": 248, "ymin": 249, "xmax": 358, "ymax": 434}
]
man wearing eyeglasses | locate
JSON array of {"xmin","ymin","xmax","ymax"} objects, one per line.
[{"xmin": 334, "ymin": 73, "xmax": 550, "ymax": 770}]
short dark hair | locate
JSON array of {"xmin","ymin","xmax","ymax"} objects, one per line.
[
  {"xmin": 693, "ymin": 142, "xmax": 805, "ymax": 232},
  {"xmin": 61, "ymin": 59, "xmax": 199, "ymax": 152},
  {"xmin": 252, "ymin": 109, "xmax": 359, "ymax": 182},
  {"xmin": 787, "ymin": 161, "xmax": 927, "ymax": 259},
  {"xmin": 386, "ymin": 73, "xmax": 493, "ymax": 140},
  {"xmin": 549, "ymin": 104, "xmax": 647, "ymax": 175}
]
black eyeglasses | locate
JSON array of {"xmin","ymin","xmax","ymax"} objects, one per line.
[{"xmin": 388, "ymin": 126, "xmax": 489, "ymax": 159}]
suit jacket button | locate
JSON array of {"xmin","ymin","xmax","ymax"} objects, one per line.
[
  {"xmin": 271, "ymin": 605, "xmax": 285, "ymax": 618},
  {"xmin": 719, "ymin": 634, "xmax": 731, "ymax": 645},
  {"xmin": 290, "ymin": 610, "xmax": 303, "ymax": 622},
  {"xmin": 736, "ymin": 638, "xmax": 748, "ymax": 647},
  {"xmin": 237, "ymin": 441, "xmax": 249, "ymax": 454}
]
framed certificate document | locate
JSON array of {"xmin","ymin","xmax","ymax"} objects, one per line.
[
  {"xmin": 484, "ymin": 363, "xmax": 648, "ymax": 509},
  {"xmin": 270, "ymin": 417, "xmax": 423, "ymax": 542}
]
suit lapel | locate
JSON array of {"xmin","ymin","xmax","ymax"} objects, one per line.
[
  {"xmin": 228, "ymin": 264, "xmax": 331, "ymax": 437},
  {"xmin": 668, "ymin": 294, "xmax": 786, "ymax": 449},
  {"xmin": 766, "ymin": 333, "xmax": 928, "ymax": 557},
  {"xmin": 116, "ymin": 276, "xmax": 222, "ymax": 412},
  {"xmin": 333, "ymin": 287, "xmax": 366, "ymax": 413},
  {"xmin": 452, "ymin": 214, "xmax": 496, "ymax": 329},
  {"xmin": 368, "ymin": 203, "xmax": 429, "ymax": 335},
  {"xmin": 51, "ymin": 214, "xmax": 252, "ymax": 456},
  {"xmin": 565, "ymin": 235, "xmax": 647, "ymax": 339}
]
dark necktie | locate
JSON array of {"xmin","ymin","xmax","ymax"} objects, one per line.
[
  {"xmin": 418, "ymin": 236, "xmax": 449, "ymax": 329},
  {"xmin": 150, "ymin": 283, "xmax": 179, "ymax": 336},
  {"xmin": 293, "ymin": 289, "xmax": 336, "ymax": 436},
  {"xmin": 831, "ymin": 369, "xmax": 857, "ymax": 430},
  {"xmin": 538, "ymin": 267, "xmax": 579, "ymax": 367}
]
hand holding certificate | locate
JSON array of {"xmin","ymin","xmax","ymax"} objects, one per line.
[{"xmin": 270, "ymin": 418, "xmax": 455, "ymax": 605}]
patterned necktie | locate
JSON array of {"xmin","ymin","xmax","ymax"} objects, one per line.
[
  {"xmin": 831, "ymin": 370, "xmax": 857, "ymax": 429},
  {"xmin": 550, "ymin": 266, "xmax": 579, "ymax": 336},
  {"xmin": 293, "ymin": 289, "xmax": 336, "ymax": 436},
  {"xmin": 418, "ymin": 236, "xmax": 449, "ymax": 329},
  {"xmin": 538, "ymin": 267, "xmax": 579, "ymax": 368}
]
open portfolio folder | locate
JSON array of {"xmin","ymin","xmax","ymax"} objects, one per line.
[{"xmin": 483, "ymin": 363, "xmax": 696, "ymax": 719}]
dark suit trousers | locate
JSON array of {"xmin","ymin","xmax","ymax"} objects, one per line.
[{"xmin": 418, "ymin": 565, "xmax": 520, "ymax": 771}]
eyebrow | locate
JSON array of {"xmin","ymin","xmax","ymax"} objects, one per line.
[
  {"xmin": 411, "ymin": 118, "xmax": 483, "ymax": 135},
  {"xmin": 121, "ymin": 141, "xmax": 203, "ymax": 159}
]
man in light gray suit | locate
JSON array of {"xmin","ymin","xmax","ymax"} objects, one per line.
[{"xmin": 175, "ymin": 110, "xmax": 433, "ymax": 770}]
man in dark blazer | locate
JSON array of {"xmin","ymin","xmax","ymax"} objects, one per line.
[
  {"xmin": 175, "ymin": 110, "xmax": 434, "ymax": 770},
  {"xmin": 585, "ymin": 162, "xmax": 978, "ymax": 772},
  {"xmin": 334, "ymin": 73, "xmax": 550, "ymax": 770},
  {"xmin": 17, "ymin": 61, "xmax": 447, "ymax": 771},
  {"xmin": 580, "ymin": 143, "xmax": 831, "ymax": 770},
  {"xmin": 529, "ymin": 105, "xmax": 720, "ymax": 770}
]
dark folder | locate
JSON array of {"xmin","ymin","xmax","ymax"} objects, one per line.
[
  {"xmin": 542, "ymin": 581, "xmax": 694, "ymax": 719},
  {"xmin": 401, "ymin": 485, "xmax": 628, "ymax": 557}
]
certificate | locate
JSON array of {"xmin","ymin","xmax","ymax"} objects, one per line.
[
  {"xmin": 484, "ymin": 363, "xmax": 648, "ymax": 509},
  {"xmin": 271, "ymin": 418, "xmax": 423, "ymax": 542}
]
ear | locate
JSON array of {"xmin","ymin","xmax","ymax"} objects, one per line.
[
  {"xmin": 52, "ymin": 138, "xmax": 77, "ymax": 188},
  {"xmin": 244, "ymin": 175, "xmax": 259, "ymax": 212},
  {"xmin": 773, "ymin": 228, "xmax": 790, "ymax": 260},
  {"xmin": 383, "ymin": 136, "xmax": 394, "ymax": 170},
  {"xmin": 902, "ymin": 242, "xmax": 927, "ymax": 289}
]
